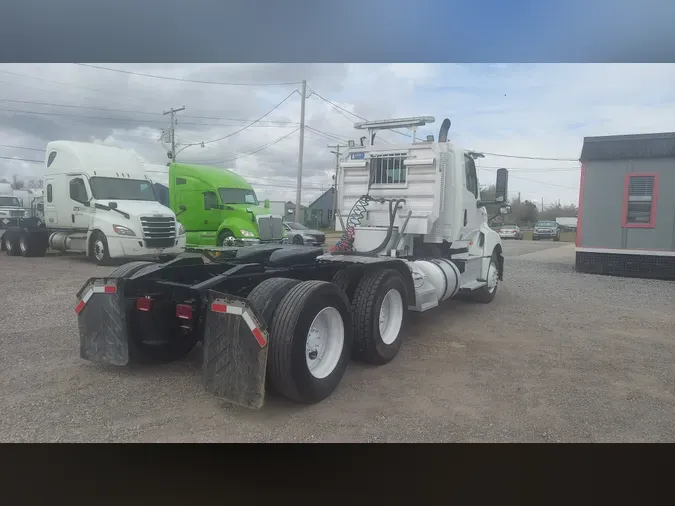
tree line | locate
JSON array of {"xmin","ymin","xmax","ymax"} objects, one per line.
[{"xmin": 480, "ymin": 184, "xmax": 577, "ymax": 226}]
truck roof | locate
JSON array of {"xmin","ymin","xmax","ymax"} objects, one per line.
[
  {"xmin": 45, "ymin": 141, "xmax": 146, "ymax": 177},
  {"xmin": 169, "ymin": 162, "xmax": 253, "ymax": 190}
]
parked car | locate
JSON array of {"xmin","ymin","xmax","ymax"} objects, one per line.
[
  {"xmin": 283, "ymin": 221, "xmax": 325, "ymax": 245},
  {"xmin": 532, "ymin": 220, "xmax": 561, "ymax": 241},
  {"xmin": 498, "ymin": 224, "xmax": 524, "ymax": 240}
]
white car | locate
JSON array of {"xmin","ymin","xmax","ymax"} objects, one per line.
[{"xmin": 498, "ymin": 224, "xmax": 523, "ymax": 240}]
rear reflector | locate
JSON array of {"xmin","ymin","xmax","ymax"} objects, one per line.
[
  {"xmin": 75, "ymin": 280, "xmax": 117, "ymax": 314},
  {"xmin": 175, "ymin": 304, "xmax": 193, "ymax": 320},
  {"xmin": 136, "ymin": 297, "xmax": 153, "ymax": 312},
  {"xmin": 210, "ymin": 298, "xmax": 266, "ymax": 348}
]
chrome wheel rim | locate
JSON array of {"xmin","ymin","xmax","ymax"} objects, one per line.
[
  {"xmin": 487, "ymin": 260, "xmax": 499, "ymax": 293},
  {"xmin": 94, "ymin": 240, "xmax": 105, "ymax": 261}
]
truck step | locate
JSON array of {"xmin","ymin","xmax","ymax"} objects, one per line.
[{"xmin": 459, "ymin": 280, "xmax": 487, "ymax": 291}]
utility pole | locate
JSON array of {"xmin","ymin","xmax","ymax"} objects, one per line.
[
  {"xmin": 328, "ymin": 143, "xmax": 347, "ymax": 229},
  {"xmin": 295, "ymin": 81, "xmax": 306, "ymax": 220},
  {"xmin": 541, "ymin": 197, "xmax": 544, "ymax": 212},
  {"xmin": 163, "ymin": 106, "xmax": 185, "ymax": 162}
]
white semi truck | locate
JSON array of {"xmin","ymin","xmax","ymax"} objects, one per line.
[
  {"xmin": 1, "ymin": 141, "xmax": 186, "ymax": 264},
  {"xmin": 75, "ymin": 116, "xmax": 511, "ymax": 409}
]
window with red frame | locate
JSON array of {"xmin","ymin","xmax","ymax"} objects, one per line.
[{"xmin": 624, "ymin": 174, "xmax": 657, "ymax": 226}]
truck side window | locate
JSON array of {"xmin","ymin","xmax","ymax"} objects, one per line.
[
  {"xmin": 47, "ymin": 151, "xmax": 57, "ymax": 167},
  {"xmin": 203, "ymin": 191, "xmax": 218, "ymax": 210},
  {"xmin": 176, "ymin": 178, "xmax": 186, "ymax": 185},
  {"xmin": 464, "ymin": 155, "xmax": 478, "ymax": 198},
  {"xmin": 69, "ymin": 178, "xmax": 88, "ymax": 204},
  {"xmin": 47, "ymin": 184, "xmax": 53, "ymax": 203}
]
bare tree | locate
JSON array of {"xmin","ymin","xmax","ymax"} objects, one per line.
[{"xmin": 10, "ymin": 174, "xmax": 24, "ymax": 190}]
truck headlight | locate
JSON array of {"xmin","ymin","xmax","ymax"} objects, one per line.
[
  {"xmin": 178, "ymin": 223, "xmax": 185, "ymax": 236},
  {"xmin": 112, "ymin": 224, "xmax": 136, "ymax": 236},
  {"xmin": 240, "ymin": 229, "xmax": 255, "ymax": 238}
]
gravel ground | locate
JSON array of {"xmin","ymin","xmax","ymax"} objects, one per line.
[{"xmin": 0, "ymin": 243, "xmax": 673, "ymax": 442}]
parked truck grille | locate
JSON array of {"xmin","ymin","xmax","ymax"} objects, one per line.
[
  {"xmin": 140, "ymin": 216, "xmax": 176, "ymax": 247},
  {"xmin": 257, "ymin": 216, "xmax": 284, "ymax": 241}
]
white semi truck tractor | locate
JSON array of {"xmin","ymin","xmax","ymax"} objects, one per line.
[
  {"xmin": 1, "ymin": 141, "xmax": 186, "ymax": 264},
  {"xmin": 75, "ymin": 117, "xmax": 511, "ymax": 409}
]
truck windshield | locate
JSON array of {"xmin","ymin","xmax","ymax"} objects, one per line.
[
  {"xmin": 0, "ymin": 196, "xmax": 21, "ymax": 207},
  {"xmin": 218, "ymin": 188, "xmax": 258, "ymax": 205},
  {"xmin": 89, "ymin": 177, "xmax": 157, "ymax": 201}
]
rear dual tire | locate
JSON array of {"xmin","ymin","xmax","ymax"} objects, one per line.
[
  {"xmin": 246, "ymin": 268, "xmax": 409, "ymax": 405},
  {"xmin": 250, "ymin": 278, "xmax": 352, "ymax": 404},
  {"xmin": 350, "ymin": 269, "xmax": 407, "ymax": 365},
  {"xmin": 4, "ymin": 229, "xmax": 47, "ymax": 257}
]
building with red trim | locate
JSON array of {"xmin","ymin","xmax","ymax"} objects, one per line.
[{"xmin": 576, "ymin": 132, "xmax": 675, "ymax": 280}]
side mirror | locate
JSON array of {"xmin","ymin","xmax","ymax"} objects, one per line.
[
  {"xmin": 108, "ymin": 202, "xmax": 118, "ymax": 210},
  {"xmin": 495, "ymin": 168, "xmax": 509, "ymax": 203},
  {"xmin": 179, "ymin": 204, "xmax": 186, "ymax": 211},
  {"xmin": 264, "ymin": 199, "xmax": 270, "ymax": 209},
  {"xmin": 500, "ymin": 205, "xmax": 512, "ymax": 215}
]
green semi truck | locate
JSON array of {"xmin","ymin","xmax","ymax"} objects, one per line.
[{"xmin": 153, "ymin": 163, "xmax": 286, "ymax": 247}]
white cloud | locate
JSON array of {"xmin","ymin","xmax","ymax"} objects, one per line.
[{"xmin": 1, "ymin": 63, "xmax": 674, "ymax": 206}]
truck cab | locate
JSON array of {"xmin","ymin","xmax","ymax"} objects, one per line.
[
  {"xmin": 168, "ymin": 163, "xmax": 285, "ymax": 247},
  {"xmin": 333, "ymin": 116, "xmax": 510, "ymax": 306},
  {"xmin": 42, "ymin": 141, "xmax": 186, "ymax": 264}
]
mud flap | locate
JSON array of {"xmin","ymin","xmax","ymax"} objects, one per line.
[
  {"xmin": 203, "ymin": 290, "xmax": 269, "ymax": 410},
  {"xmin": 76, "ymin": 278, "xmax": 130, "ymax": 366}
]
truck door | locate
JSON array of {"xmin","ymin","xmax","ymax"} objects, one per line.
[
  {"xmin": 461, "ymin": 154, "xmax": 483, "ymax": 236},
  {"xmin": 43, "ymin": 177, "xmax": 59, "ymax": 226},
  {"xmin": 68, "ymin": 176, "xmax": 93, "ymax": 230},
  {"xmin": 202, "ymin": 190, "xmax": 222, "ymax": 231}
]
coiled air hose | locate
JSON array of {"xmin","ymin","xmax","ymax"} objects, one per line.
[{"xmin": 331, "ymin": 196, "xmax": 405, "ymax": 255}]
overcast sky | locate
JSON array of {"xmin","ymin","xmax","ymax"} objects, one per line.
[{"xmin": 1, "ymin": 63, "xmax": 674, "ymax": 206}]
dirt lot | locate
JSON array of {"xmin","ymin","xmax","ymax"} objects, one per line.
[{"xmin": 1, "ymin": 242, "xmax": 673, "ymax": 442}]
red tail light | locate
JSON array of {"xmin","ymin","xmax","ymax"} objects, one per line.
[
  {"xmin": 176, "ymin": 304, "xmax": 193, "ymax": 320},
  {"xmin": 136, "ymin": 297, "xmax": 153, "ymax": 312}
]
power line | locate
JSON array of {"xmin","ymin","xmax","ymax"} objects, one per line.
[
  {"xmin": 0, "ymin": 155, "xmax": 42, "ymax": 163},
  {"xmin": 0, "ymin": 144, "xmax": 44, "ymax": 152},
  {"xmin": 74, "ymin": 64, "xmax": 303, "ymax": 87},
  {"xmin": 0, "ymin": 97, "xmax": 299, "ymax": 125},
  {"xmin": 196, "ymin": 128, "xmax": 300, "ymax": 164},
  {"xmin": 475, "ymin": 151, "xmax": 579, "ymax": 162},
  {"xmin": 308, "ymin": 86, "xmax": 410, "ymax": 141},
  {"xmin": 0, "ymin": 106, "xmax": 297, "ymax": 130},
  {"xmin": 198, "ymin": 91, "xmax": 297, "ymax": 145},
  {"xmin": 478, "ymin": 164, "xmax": 579, "ymax": 172},
  {"xmin": 0, "ymin": 68, "xmax": 132, "ymax": 98},
  {"xmin": 305, "ymin": 125, "xmax": 350, "ymax": 143},
  {"xmin": 307, "ymin": 87, "xmax": 367, "ymax": 122},
  {"xmin": 480, "ymin": 168, "xmax": 579, "ymax": 190}
]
